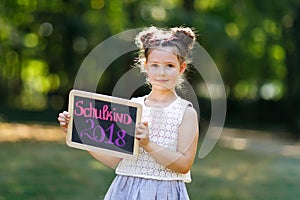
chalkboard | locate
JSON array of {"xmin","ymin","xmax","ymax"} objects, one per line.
[{"xmin": 66, "ymin": 89, "xmax": 142, "ymax": 158}]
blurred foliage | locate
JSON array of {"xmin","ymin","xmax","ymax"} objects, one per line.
[{"xmin": 0, "ymin": 0, "xmax": 300, "ymax": 135}]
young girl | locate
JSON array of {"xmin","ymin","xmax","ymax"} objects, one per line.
[{"xmin": 58, "ymin": 26, "xmax": 199, "ymax": 200}]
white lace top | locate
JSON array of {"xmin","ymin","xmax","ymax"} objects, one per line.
[{"xmin": 115, "ymin": 95, "xmax": 192, "ymax": 183}]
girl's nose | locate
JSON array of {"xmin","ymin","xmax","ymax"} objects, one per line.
[{"xmin": 158, "ymin": 66, "xmax": 166, "ymax": 75}]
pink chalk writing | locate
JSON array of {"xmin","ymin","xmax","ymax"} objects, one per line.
[
  {"xmin": 80, "ymin": 119, "xmax": 126, "ymax": 147},
  {"xmin": 74, "ymin": 100, "xmax": 132, "ymax": 125}
]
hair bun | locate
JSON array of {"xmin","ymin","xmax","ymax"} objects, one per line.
[
  {"xmin": 171, "ymin": 27, "xmax": 196, "ymax": 50},
  {"xmin": 135, "ymin": 26, "xmax": 197, "ymax": 65},
  {"xmin": 135, "ymin": 26, "xmax": 158, "ymax": 49}
]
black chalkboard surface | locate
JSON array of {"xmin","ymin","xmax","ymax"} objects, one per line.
[{"xmin": 66, "ymin": 89, "xmax": 142, "ymax": 158}]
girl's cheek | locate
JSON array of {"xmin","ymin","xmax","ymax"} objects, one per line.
[{"xmin": 166, "ymin": 68, "xmax": 180, "ymax": 75}]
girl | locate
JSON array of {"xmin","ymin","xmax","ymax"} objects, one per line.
[{"xmin": 58, "ymin": 26, "xmax": 199, "ymax": 200}]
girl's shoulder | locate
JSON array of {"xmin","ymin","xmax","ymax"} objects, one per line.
[
  {"xmin": 178, "ymin": 97, "xmax": 193, "ymax": 109},
  {"xmin": 130, "ymin": 95, "xmax": 146, "ymax": 105},
  {"xmin": 178, "ymin": 97, "xmax": 198, "ymax": 118}
]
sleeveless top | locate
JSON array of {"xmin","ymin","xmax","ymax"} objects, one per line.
[{"xmin": 115, "ymin": 95, "xmax": 193, "ymax": 183}]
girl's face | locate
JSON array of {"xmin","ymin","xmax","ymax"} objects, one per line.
[{"xmin": 145, "ymin": 48, "xmax": 186, "ymax": 91}]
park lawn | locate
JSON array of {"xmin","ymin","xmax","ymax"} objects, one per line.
[{"xmin": 0, "ymin": 140, "xmax": 300, "ymax": 200}]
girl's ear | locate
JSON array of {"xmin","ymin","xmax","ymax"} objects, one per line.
[{"xmin": 180, "ymin": 62, "xmax": 187, "ymax": 74}]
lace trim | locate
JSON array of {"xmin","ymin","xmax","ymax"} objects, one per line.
[{"xmin": 116, "ymin": 96, "xmax": 192, "ymax": 183}]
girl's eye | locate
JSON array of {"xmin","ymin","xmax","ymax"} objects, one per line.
[
  {"xmin": 150, "ymin": 64, "xmax": 159, "ymax": 68},
  {"xmin": 166, "ymin": 64, "xmax": 175, "ymax": 68}
]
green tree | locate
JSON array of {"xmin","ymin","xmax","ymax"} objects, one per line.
[{"xmin": 0, "ymin": 0, "xmax": 299, "ymax": 136}]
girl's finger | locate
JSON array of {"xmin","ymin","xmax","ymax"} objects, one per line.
[
  {"xmin": 136, "ymin": 133, "xmax": 148, "ymax": 139},
  {"xmin": 57, "ymin": 116, "xmax": 65, "ymax": 121},
  {"xmin": 63, "ymin": 111, "xmax": 70, "ymax": 118},
  {"xmin": 58, "ymin": 113, "xmax": 67, "ymax": 120},
  {"xmin": 58, "ymin": 118, "xmax": 68, "ymax": 124},
  {"xmin": 136, "ymin": 127, "xmax": 148, "ymax": 134},
  {"xmin": 136, "ymin": 123, "xmax": 148, "ymax": 130},
  {"xmin": 138, "ymin": 121, "xmax": 148, "ymax": 127},
  {"xmin": 136, "ymin": 129, "xmax": 148, "ymax": 138},
  {"xmin": 60, "ymin": 122, "xmax": 67, "ymax": 126}
]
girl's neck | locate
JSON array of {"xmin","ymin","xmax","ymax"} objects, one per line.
[{"xmin": 146, "ymin": 90, "xmax": 178, "ymax": 106}]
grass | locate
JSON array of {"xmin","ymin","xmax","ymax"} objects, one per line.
[
  {"xmin": 1, "ymin": 140, "xmax": 300, "ymax": 200},
  {"xmin": 0, "ymin": 141, "xmax": 115, "ymax": 200},
  {"xmin": 189, "ymin": 147, "xmax": 300, "ymax": 200}
]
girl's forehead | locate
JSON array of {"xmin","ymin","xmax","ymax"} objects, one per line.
[
  {"xmin": 150, "ymin": 46, "xmax": 179, "ymax": 53},
  {"xmin": 147, "ymin": 49, "xmax": 179, "ymax": 63},
  {"xmin": 148, "ymin": 47, "xmax": 180, "ymax": 58}
]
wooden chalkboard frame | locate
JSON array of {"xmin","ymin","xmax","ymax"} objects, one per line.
[{"xmin": 66, "ymin": 89, "xmax": 142, "ymax": 158}]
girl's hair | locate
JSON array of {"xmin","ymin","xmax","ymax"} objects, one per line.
[{"xmin": 134, "ymin": 26, "xmax": 196, "ymax": 87}]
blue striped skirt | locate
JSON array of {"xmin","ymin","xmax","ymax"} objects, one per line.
[{"xmin": 104, "ymin": 175, "xmax": 190, "ymax": 200}]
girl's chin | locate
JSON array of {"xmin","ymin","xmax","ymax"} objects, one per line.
[{"xmin": 151, "ymin": 83, "xmax": 175, "ymax": 91}]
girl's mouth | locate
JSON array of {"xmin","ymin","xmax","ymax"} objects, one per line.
[{"xmin": 155, "ymin": 79, "xmax": 168, "ymax": 82}]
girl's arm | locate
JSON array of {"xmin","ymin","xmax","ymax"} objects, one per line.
[
  {"xmin": 58, "ymin": 111, "xmax": 122, "ymax": 169},
  {"xmin": 88, "ymin": 152, "xmax": 122, "ymax": 169},
  {"xmin": 136, "ymin": 106, "xmax": 199, "ymax": 174}
]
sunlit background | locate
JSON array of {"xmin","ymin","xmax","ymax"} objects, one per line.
[{"xmin": 1, "ymin": 0, "xmax": 299, "ymax": 134}]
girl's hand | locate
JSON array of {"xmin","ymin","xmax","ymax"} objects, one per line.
[
  {"xmin": 57, "ymin": 111, "xmax": 70, "ymax": 133},
  {"xmin": 135, "ymin": 122, "xmax": 149, "ymax": 147}
]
